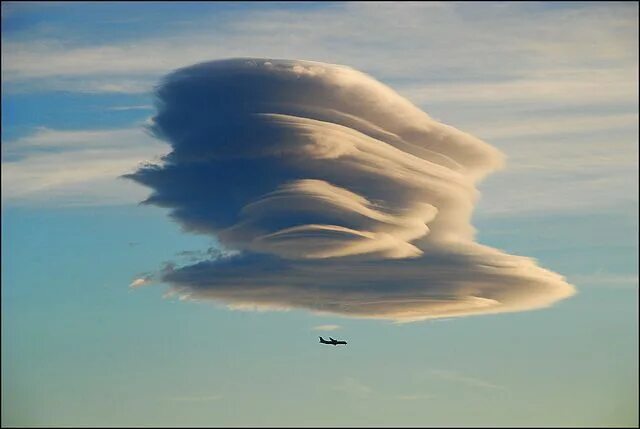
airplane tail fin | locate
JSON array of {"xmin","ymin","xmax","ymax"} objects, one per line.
[{"xmin": 319, "ymin": 336, "xmax": 324, "ymax": 342}]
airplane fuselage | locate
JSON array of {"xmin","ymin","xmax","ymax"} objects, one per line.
[{"xmin": 319, "ymin": 336, "xmax": 347, "ymax": 346}]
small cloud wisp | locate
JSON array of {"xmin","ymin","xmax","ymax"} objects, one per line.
[{"xmin": 313, "ymin": 325, "xmax": 342, "ymax": 332}]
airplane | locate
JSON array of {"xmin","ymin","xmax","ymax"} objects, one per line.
[{"xmin": 319, "ymin": 336, "xmax": 347, "ymax": 346}]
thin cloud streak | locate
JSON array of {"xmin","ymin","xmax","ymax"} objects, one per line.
[
  {"xmin": 129, "ymin": 276, "xmax": 152, "ymax": 288},
  {"xmin": 401, "ymin": 71, "xmax": 637, "ymax": 108},
  {"xmin": 107, "ymin": 105, "xmax": 154, "ymax": 111},
  {"xmin": 429, "ymin": 369, "xmax": 507, "ymax": 391},
  {"xmin": 467, "ymin": 113, "xmax": 638, "ymax": 141},
  {"xmin": 2, "ymin": 127, "xmax": 168, "ymax": 205},
  {"xmin": 312, "ymin": 325, "xmax": 341, "ymax": 331}
]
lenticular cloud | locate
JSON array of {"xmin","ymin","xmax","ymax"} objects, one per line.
[{"xmin": 127, "ymin": 58, "xmax": 574, "ymax": 322}]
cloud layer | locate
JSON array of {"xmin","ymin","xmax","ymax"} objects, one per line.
[
  {"xmin": 2, "ymin": 127, "xmax": 166, "ymax": 205},
  {"xmin": 127, "ymin": 58, "xmax": 574, "ymax": 322}
]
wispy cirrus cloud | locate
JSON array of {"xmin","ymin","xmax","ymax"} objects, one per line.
[
  {"xmin": 401, "ymin": 69, "xmax": 638, "ymax": 108},
  {"xmin": 3, "ymin": 2, "xmax": 636, "ymax": 107},
  {"xmin": 1, "ymin": 126, "xmax": 168, "ymax": 205},
  {"xmin": 467, "ymin": 113, "xmax": 638, "ymax": 141}
]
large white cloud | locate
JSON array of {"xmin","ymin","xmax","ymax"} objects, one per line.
[{"xmin": 127, "ymin": 58, "xmax": 574, "ymax": 321}]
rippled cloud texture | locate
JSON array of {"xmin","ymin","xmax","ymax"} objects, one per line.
[{"xmin": 127, "ymin": 59, "xmax": 574, "ymax": 322}]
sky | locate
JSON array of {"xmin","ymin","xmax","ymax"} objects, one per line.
[{"xmin": 1, "ymin": 1, "xmax": 638, "ymax": 427}]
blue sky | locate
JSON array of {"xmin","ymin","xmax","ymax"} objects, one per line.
[{"xmin": 2, "ymin": 2, "xmax": 638, "ymax": 426}]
